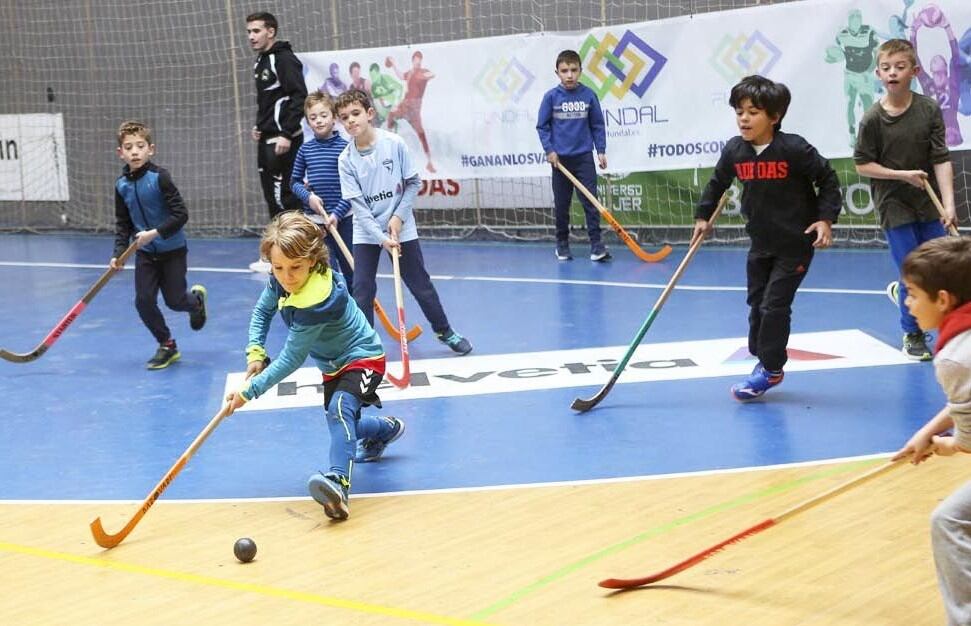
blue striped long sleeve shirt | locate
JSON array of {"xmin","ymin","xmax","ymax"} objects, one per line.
[{"xmin": 291, "ymin": 133, "xmax": 351, "ymax": 220}]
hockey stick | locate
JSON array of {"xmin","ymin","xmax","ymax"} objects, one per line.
[
  {"xmin": 1, "ymin": 241, "xmax": 139, "ymax": 364},
  {"xmin": 923, "ymin": 179, "xmax": 961, "ymax": 236},
  {"xmin": 325, "ymin": 223, "xmax": 423, "ymax": 342},
  {"xmin": 90, "ymin": 402, "xmax": 233, "ymax": 548},
  {"xmin": 599, "ymin": 457, "xmax": 907, "ymax": 589},
  {"xmin": 555, "ymin": 162, "xmax": 673, "ymax": 263},
  {"xmin": 571, "ymin": 192, "xmax": 728, "ymax": 412},
  {"xmin": 384, "ymin": 246, "xmax": 411, "ymax": 389}
]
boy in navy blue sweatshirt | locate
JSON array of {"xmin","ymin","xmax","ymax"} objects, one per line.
[
  {"xmin": 111, "ymin": 121, "xmax": 207, "ymax": 370},
  {"xmin": 694, "ymin": 76, "xmax": 841, "ymax": 401},
  {"xmin": 290, "ymin": 91, "xmax": 354, "ymax": 291},
  {"xmin": 536, "ymin": 49, "xmax": 609, "ymax": 262}
]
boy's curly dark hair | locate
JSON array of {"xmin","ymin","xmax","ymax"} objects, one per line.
[{"xmin": 729, "ymin": 75, "xmax": 791, "ymax": 131}]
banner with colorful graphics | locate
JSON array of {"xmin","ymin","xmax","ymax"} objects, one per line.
[
  {"xmin": 407, "ymin": 159, "xmax": 886, "ymax": 227},
  {"xmin": 299, "ymin": 0, "xmax": 971, "ymax": 179},
  {"xmin": 0, "ymin": 114, "xmax": 69, "ymax": 201}
]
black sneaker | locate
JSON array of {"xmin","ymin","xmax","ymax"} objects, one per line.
[
  {"xmin": 437, "ymin": 330, "xmax": 472, "ymax": 355},
  {"xmin": 189, "ymin": 284, "xmax": 207, "ymax": 331},
  {"xmin": 902, "ymin": 332, "xmax": 932, "ymax": 361},
  {"xmin": 555, "ymin": 243, "xmax": 573, "ymax": 261},
  {"xmin": 147, "ymin": 341, "xmax": 180, "ymax": 370}
]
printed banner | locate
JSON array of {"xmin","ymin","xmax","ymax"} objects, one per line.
[
  {"xmin": 0, "ymin": 114, "xmax": 69, "ymax": 201},
  {"xmin": 411, "ymin": 157, "xmax": 886, "ymax": 227},
  {"xmin": 224, "ymin": 329, "xmax": 911, "ymax": 411},
  {"xmin": 299, "ymin": 0, "xmax": 971, "ymax": 179}
]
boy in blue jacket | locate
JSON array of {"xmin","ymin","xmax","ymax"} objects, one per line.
[
  {"xmin": 536, "ymin": 49, "xmax": 609, "ymax": 262},
  {"xmin": 111, "ymin": 121, "xmax": 207, "ymax": 370}
]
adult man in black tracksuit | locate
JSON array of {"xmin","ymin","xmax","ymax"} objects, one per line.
[{"xmin": 246, "ymin": 12, "xmax": 306, "ymax": 270}]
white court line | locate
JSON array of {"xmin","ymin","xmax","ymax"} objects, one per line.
[
  {"xmin": 0, "ymin": 452, "xmax": 893, "ymax": 505},
  {"xmin": 0, "ymin": 260, "xmax": 886, "ymax": 295}
]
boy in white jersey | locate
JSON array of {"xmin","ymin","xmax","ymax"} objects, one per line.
[{"xmin": 335, "ymin": 89, "xmax": 472, "ymax": 355}]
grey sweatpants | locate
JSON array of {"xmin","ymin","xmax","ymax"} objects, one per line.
[{"xmin": 931, "ymin": 480, "xmax": 971, "ymax": 625}]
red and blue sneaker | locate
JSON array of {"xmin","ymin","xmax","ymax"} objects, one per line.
[{"xmin": 731, "ymin": 363, "xmax": 784, "ymax": 401}]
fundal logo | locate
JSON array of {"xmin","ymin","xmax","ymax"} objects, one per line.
[
  {"xmin": 710, "ymin": 31, "xmax": 782, "ymax": 83},
  {"xmin": 578, "ymin": 30, "xmax": 667, "ymax": 100},
  {"xmin": 474, "ymin": 56, "xmax": 535, "ymax": 105}
]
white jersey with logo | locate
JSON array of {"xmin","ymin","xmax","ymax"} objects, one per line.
[{"xmin": 338, "ymin": 128, "xmax": 419, "ymax": 245}]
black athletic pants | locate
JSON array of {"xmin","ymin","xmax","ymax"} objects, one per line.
[
  {"xmin": 257, "ymin": 134, "xmax": 304, "ymax": 219},
  {"xmin": 745, "ymin": 249, "xmax": 813, "ymax": 372},
  {"xmin": 134, "ymin": 247, "xmax": 200, "ymax": 345},
  {"xmin": 352, "ymin": 239, "xmax": 451, "ymax": 336}
]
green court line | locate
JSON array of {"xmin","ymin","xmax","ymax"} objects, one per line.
[
  {"xmin": 0, "ymin": 541, "xmax": 498, "ymax": 626},
  {"xmin": 470, "ymin": 458, "xmax": 884, "ymax": 620}
]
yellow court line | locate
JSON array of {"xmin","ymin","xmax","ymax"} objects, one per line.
[{"xmin": 0, "ymin": 541, "xmax": 496, "ymax": 626}]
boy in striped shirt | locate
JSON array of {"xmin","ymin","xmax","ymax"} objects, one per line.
[{"xmin": 291, "ymin": 91, "xmax": 354, "ymax": 288}]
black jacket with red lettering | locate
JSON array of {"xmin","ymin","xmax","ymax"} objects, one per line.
[
  {"xmin": 696, "ymin": 132, "xmax": 842, "ymax": 256},
  {"xmin": 253, "ymin": 40, "xmax": 307, "ymax": 138}
]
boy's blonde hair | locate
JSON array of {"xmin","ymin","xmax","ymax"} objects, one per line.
[
  {"xmin": 335, "ymin": 88, "xmax": 372, "ymax": 114},
  {"xmin": 902, "ymin": 236, "xmax": 971, "ymax": 306},
  {"xmin": 259, "ymin": 212, "xmax": 331, "ymax": 274},
  {"xmin": 877, "ymin": 39, "xmax": 917, "ymax": 67},
  {"xmin": 117, "ymin": 120, "xmax": 152, "ymax": 146},
  {"xmin": 304, "ymin": 90, "xmax": 336, "ymax": 115}
]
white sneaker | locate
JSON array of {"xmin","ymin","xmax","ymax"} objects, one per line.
[
  {"xmin": 885, "ymin": 281, "xmax": 899, "ymax": 306},
  {"xmin": 249, "ymin": 259, "xmax": 271, "ymax": 273}
]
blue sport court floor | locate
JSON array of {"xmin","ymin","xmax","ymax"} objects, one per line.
[{"xmin": 0, "ymin": 233, "xmax": 944, "ymax": 502}]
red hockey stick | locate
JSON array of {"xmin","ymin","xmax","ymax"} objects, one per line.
[
  {"xmin": 923, "ymin": 179, "xmax": 961, "ymax": 236},
  {"xmin": 556, "ymin": 162, "xmax": 673, "ymax": 263},
  {"xmin": 384, "ymin": 246, "xmax": 411, "ymax": 389},
  {"xmin": 1, "ymin": 241, "xmax": 139, "ymax": 363},
  {"xmin": 598, "ymin": 458, "xmax": 906, "ymax": 589},
  {"xmin": 326, "ymin": 224, "xmax": 422, "ymax": 342},
  {"xmin": 90, "ymin": 402, "xmax": 233, "ymax": 548}
]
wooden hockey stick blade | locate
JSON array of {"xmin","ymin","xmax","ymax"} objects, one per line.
[
  {"xmin": 598, "ymin": 458, "xmax": 905, "ymax": 589},
  {"xmin": 375, "ymin": 299, "xmax": 423, "ymax": 342},
  {"xmin": 384, "ymin": 247, "xmax": 411, "ymax": 389},
  {"xmin": 556, "ymin": 162, "xmax": 672, "ymax": 263},
  {"xmin": 571, "ymin": 193, "xmax": 728, "ymax": 412},
  {"xmin": 923, "ymin": 179, "xmax": 961, "ymax": 236},
  {"xmin": 325, "ymin": 223, "xmax": 423, "ymax": 341},
  {"xmin": 90, "ymin": 403, "xmax": 232, "ymax": 548},
  {"xmin": 0, "ymin": 242, "xmax": 138, "ymax": 364},
  {"xmin": 602, "ymin": 211, "xmax": 673, "ymax": 263}
]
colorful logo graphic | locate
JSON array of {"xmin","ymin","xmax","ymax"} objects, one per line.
[
  {"xmin": 474, "ymin": 57, "xmax": 535, "ymax": 105},
  {"xmin": 578, "ymin": 30, "xmax": 667, "ymax": 100},
  {"xmin": 710, "ymin": 31, "xmax": 782, "ymax": 83}
]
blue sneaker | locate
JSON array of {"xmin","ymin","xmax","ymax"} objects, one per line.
[
  {"xmin": 731, "ymin": 363, "xmax": 784, "ymax": 401},
  {"xmin": 307, "ymin": 472, "xmax": 349, "ymax": 520},
  {"xmin": 355, "ymin": 417, "xmax": 406, "ymax": 462},
  {"xmin": 438, "ymin": 330, "xmax": 472, "ymax": 355},
  {"xmin": 555, "ymin": 243, "xmax": 573, "ymax": 261}
]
